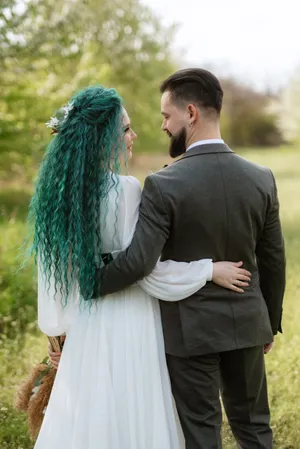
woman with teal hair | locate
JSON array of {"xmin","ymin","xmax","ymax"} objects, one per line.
[{"xmin": 30, "ymin": 85, "xmax": 250, "ymax": 449}]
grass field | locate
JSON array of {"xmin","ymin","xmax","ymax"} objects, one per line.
[{"xmin": 0, "ymin": 146, "xmax": 299, "ymax": 448}]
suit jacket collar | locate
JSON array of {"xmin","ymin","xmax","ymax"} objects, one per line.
[{"xmin": 178, "ymin": 143, "xmax": 234, "ymax": 161}]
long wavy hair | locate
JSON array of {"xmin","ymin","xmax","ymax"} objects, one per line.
[{"xmin": 29, "ymin": 86, "xmax": 125, "ymax": 302}]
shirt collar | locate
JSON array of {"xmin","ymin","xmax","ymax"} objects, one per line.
[{"xmin": 186, "ymin": 139, "xmax": 224, "ymax": 153}]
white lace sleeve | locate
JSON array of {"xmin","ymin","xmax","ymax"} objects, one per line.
[
  {"xmin": 137, "ymin": 259, "xmax": 213, "ymax": 301},
  {"xmin": 37, "ymin": 260, "xmax": 75, "ymax": 336}
]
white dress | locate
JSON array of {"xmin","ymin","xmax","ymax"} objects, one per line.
[{"xmin": 34, "ymin": 175, "xmax": 212, "ymax": 449}]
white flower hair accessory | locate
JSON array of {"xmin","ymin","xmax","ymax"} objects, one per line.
[
  {"xmin": 62, "ymin": 101, "xmax": 74, "ymax": 119},
  {"xmin": 45, "ymin": 101, "xmax": 74, "ymax": 134}
]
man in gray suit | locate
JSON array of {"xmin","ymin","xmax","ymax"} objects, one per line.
[{"xmin": 93, "ymin": 68, "xmax": 285, "ymax": 449}]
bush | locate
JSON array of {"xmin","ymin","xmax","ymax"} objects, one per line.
[
  {"xmin": 0, "ymin": 222, "xmax": 37, "ymax": 341},
  {"xmin": 0, "ymin": 403, "xmax": 32, "ymax": 449},
  {"xmin": 0, "ymin": 335, "xmax": 47, "ymax": 449},
  {"xmin": 0, "ymin": 188, "xmax": 32, "ymax": 222}
]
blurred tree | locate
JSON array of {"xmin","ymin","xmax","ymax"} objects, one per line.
[
  {"xmin": 277, "ymin": 68, "xmax": 300, "ymax": 144},
  {"xmin": 0, "ymin": 0, "xmax": 176, "ymax": 182},
  {"xmin": 220, "ymin": 78, "xmax": 283, "ymax": 147}
]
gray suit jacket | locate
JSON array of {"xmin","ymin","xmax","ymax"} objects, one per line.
[{"xmin": 95, "ymin": 143, "xmax": 285, "ymax": 356}]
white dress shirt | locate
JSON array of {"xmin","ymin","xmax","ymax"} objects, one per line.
[{"xmin": 186, "ymin": 139, "xmax": 224, "ymax": 153}]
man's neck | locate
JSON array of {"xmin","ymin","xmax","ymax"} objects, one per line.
[{"xmin": 186, "ymin": 127, "xmax": 222, "ymax": 148}]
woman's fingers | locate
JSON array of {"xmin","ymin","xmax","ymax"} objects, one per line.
[
  {"xmin": 49, "ymin": 350, "xmax": 61, "ymax": 358},
  {"xmin": 232, "ymin": 263, "xmax": 251, "ymax": 278},
  {"xmin": 48, "ymin": 344, "xmax": 61, "ymax": 370},
  {"xmin": 48, "ymin": 341, "xmax": 64, "ymax": 370},
  {"xmin": 50, "ymin": 355, "xmax": 61, "ymax": 362},
  {"xmin": 233, "ymin": 262, "xmax": 251, "ymax": 272},
  {"xmin": 231, "ymin": 272, "xmax": 250, "ymax": 291},
  {"xmin": 229, "ymin": 284, "xmax": 244, "ymax": 293},
  {"xmin": 50, "ymin": 355, "xmax": 61, "ymax": 369},
  {"xmin": 238, "ymin": 268, "xmax": 251, "ymax": 277},
  {"xmin": 234, "ymin": 280, "xmax": 249, "ymax": 287},
  {"xmin": 232, "ymin": 261, "xmax": 243, "ymax": 268},
  {"xmin": 235, "ymin": 273, "xmax": 251, "ymax": 282},
  {"xmin": 51, "ymin": 361, "xmax": 59, "ymax": 370},
  {"xmin": 236, "ymin": 268, "xmax": 251, "ymax": 282},
  {"xmin": 212, "ymin": 261, "xmax": 253, "ymax": 292}
]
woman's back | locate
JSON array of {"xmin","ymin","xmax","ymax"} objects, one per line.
[
  {"xmin": 100, "ymin": 175, "xmax": 141, "ymax": 254},
  {"xmin": 35, "ymin": 173, "xmax": 183, "ymax": 449}
]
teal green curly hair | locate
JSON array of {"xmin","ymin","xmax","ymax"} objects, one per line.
[{"xmin": 29, "ymin": 85, "xmax": 125, "ymax": 302}]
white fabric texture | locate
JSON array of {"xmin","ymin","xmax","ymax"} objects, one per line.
[{"xmin": 35, "ymin": 175, "xmax": 212, "ymax": 449}]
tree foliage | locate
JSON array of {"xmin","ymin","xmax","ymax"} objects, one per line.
[
  {"xmin": 0, "ymin": 0, "xmax": 176, "ymax": 181},
  {"xmin": 0, "ymin": 0, "xmax": 287, "ymax": 185},
  {"xmin": 277, "ymin": 68, "xmax": 300, "ymax": 143},
  {"xmin": 220, "ymin": 78, "xmax": 283, "ymax": 147}
]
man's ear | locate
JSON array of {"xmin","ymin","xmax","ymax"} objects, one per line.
[{"xmin": 187, "ymin": 104, "xmax": 199, "ymax": 125}]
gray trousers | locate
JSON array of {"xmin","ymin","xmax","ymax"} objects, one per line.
[{"xmin": 167, "ymin": 346, "xmax": 272, "ymax": 449}]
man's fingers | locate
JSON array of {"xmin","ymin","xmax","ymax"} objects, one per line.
[{"xmin": 264, "ymin": 342, "xmax": 274, "ymax": 354}]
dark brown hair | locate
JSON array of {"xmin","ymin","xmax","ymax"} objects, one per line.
[{"xmin": 160, "ymin": 68, "xmax": 223, "ymax": 115}]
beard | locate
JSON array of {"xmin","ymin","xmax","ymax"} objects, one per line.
[{"xmin": 168, "ymin": 127, "xmax": 187, "ymax": 158}]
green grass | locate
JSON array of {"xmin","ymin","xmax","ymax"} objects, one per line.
[{"xmin": 0, "ymin": 146, "xmax": 299, "ymax": 448}]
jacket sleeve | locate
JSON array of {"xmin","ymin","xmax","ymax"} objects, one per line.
[
  {"xmin": 256, "ymin": 170, "xmax": 286, "ymax": 335},
  {"xmin": 94, "ymin": 174, "xmax": 170, "ymax": 296}
]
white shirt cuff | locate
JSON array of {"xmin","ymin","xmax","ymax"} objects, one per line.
[{"xmin": 206, "ymin": 259, "xmax": 213, "ymax": 281}]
